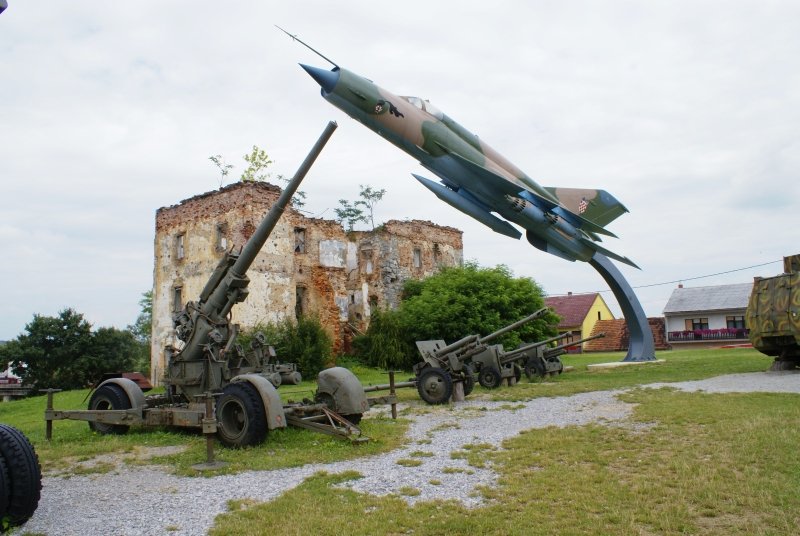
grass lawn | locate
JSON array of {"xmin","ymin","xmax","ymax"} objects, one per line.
[{"xmin": 1, "ymin": 346, "xmax": 797, "ymax": 534}]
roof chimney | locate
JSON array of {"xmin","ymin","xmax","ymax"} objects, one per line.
[
  {"xmin": 678, "ymin": 283, "xmax": 683, "ymax": 289},
  {"xmin": 567, "ymin": 291, "xmax": 573, "ymax": 296}
]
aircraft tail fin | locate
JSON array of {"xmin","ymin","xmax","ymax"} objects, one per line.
[{"xmin": 544, "ymin": 186, "xmax": 629, "ymax": 228}]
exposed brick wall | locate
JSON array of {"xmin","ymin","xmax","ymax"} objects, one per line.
[
  {"xmin": 585, "ymin": 317, "xmax": 669, "ymax": 352},
  {"xmin": 151, "ymin": 182, "xmax": 463, "ymax": 384}
]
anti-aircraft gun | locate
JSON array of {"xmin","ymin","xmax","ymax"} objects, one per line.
[
  {"xmin": 413, "ymin": 309, "xmax": 548, "ymax": 404},
  {"xmin": 45, "ymin": 122, "xmax": 372, "ymax": 447}
]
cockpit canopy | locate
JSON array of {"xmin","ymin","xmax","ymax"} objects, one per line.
[{"xmin": 402, "ymin": 96, "xmax": 444, "ymax": 120}]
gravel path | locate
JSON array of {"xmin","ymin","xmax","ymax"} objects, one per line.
[{"xmin": 21, "ymin": 371, "xmax": 800, "ymax": 536}]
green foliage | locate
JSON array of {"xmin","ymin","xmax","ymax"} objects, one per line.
[
  {"xmin": 354, "ymin": 263, "xmax": 558, "ymax": 369},
  {"xmin": 351, "ymin": 309, "xmax": 413, "ymax": 370},
  {"xmin": 334, "ymin": 199, "xmax": 367, "ymax": 231},
  {"xmin": 127, "ymin": 290, "xmax": 152, "ymax": 375},
  {"xmin": 240, "ymin": 145, "xmax": 273, "ymax": 182},
  {"xmin": 208, "ymin": 154, "xmax": 233, "ymax": 187},
  {"xmin": 357, "ymin": 184, "xmax": 386, "ymax": 229},
  {"xmin": 334, "ymin": 184, "xmax": 387, "ymax": 230},
  {"xmin": 240, "ymin": 316, "xmax": 333, "ymax": 378},
  {"xmin": 0, "ymin": 308, "xmax": 141, "ymax": 391}
]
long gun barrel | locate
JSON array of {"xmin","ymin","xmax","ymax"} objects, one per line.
[
  {"xmin": 171, "ymin": 121, "xmax": 337, "ymax": 364},
  {"xmin": 478, "ymin": 308, "xmax": 549, "ymax": 344},
  {"xmin": 544, "ymin": 332, "xmax": 605, "ymax": 357},
  {"xmin": 500, "ymin": 332, "xmax": 573, "ymax": 362},
  {"xmin": 204, "ymin": 121, "xmax": 338, "ymax": 319},
  {"xmin": 432, "ymin": 308, "xmax": 549, "ymax": 359}
]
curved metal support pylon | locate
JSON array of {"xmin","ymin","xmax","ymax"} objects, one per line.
[{"xmin": 589, "ymin": 253, "xmax": 656, "ymax": 361}]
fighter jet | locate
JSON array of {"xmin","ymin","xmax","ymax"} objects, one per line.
[{"xmin": 287, "ymin": 30, "xmax": 637, "ymax": 269}]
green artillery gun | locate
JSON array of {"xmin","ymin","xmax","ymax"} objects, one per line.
[
  {"xmin": 45, "ymin": 122, "xmax": 375, "ymax": 448},
  {"xmin": 498, "ymin": 332, "xmax": 606, "ymax": 384},
  {"xmin": 412, "ymin": 309, "xmax": 549, "ymax": 404},
  {"xmin": 467, "ymin": 328, "xmax": 604, "ymax": 389}
]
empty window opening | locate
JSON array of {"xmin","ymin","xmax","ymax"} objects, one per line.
[
  {"xmin": 361, "ymin": 248, "xmax": 373, "ymax": 274},
  {"xmin": 176, "ymin": 233, "xmax": 185, "ymax": 260},
  {"xmin": 172, "ymin": 286, "xmax": 183, "ymax": 313},
  {"xmin": 295, "ymin": 286, "xmax": 307, "ymax": 319},
  {"xmin": 413, "ymin": 248, "xmax": 421, "ymax": 269},
  {"xmin": 294, "ymin": 228, "xmax": 306, "ymax": 254},
  {"xmin": 216, "ymin": 224, "xmax": 228, "ymax": 251}
]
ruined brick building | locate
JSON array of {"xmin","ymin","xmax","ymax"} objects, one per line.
[{"xmin": 151, "ymin": 181, "xmax": 463, "ymax": 383}]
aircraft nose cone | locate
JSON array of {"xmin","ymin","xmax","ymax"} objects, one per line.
[{"xmin": 300, "ymin": 64, "xmax": 339, "ymax": 93}]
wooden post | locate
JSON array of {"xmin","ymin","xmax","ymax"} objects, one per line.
[
  {"xmin": 452, "ymin": 381, "xmax": 465, "ymax": 402},
  {"xmin": 388, "ymin": 370, "xmax": 397, "ymax": 419}
]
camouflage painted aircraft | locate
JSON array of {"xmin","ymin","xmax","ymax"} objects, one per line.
[{"xmin": 285, "ymin": 28, "xmax": 636, "ymax": 269}]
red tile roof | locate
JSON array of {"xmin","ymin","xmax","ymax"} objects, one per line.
[{"xmin": 544, "ymin": 293, "xmax": 598, "ymax": 328}]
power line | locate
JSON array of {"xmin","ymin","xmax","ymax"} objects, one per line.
[{"xmin": 550, "ymin": 259, "xmax": 783, "ymax": 296}]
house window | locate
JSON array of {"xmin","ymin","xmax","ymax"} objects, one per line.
[
  {"xmin": 216, "ymin": 224, "xmax": 228, "ymax": 251},
  {"xmin": 684, "ymin": 318, "xmax": 709, "ymax": 330},
  {"xmin": 726, "ymin": 315, "xmax": 745, "ymax": 329},
  {"xmin": 172, "ymin": 286, "xmax": 183, "ymax": 313},
  {"xmin": 413, "ymin": 248, "xmax": 421, "ymax": 269},
  {"xmin": 176, "ymin": 233, "xmax": 185, "ymax": 260},
  {"xmin": 294, "ymin": 228, "xmax": 306, "ymax": 254},
  {"xmin": 295, "ymin": 286, "xmax": 306, "ymax": 319},
  {"xmin": 597, "ymin": 311, "xmax": 602, "ymax": 321}
]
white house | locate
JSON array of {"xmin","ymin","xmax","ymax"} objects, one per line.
[{"xmin": 662, "ymin": 282, "xmax": 752, "ymax": 346}]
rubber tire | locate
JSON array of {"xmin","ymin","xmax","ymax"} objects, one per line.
[
  {"xmin": 216, "ymin": 382, "xmax": 267, "ymax": 448},
  {"xmin": 88, "ymin": 384, "xmax": 132, "ymax": 435},
  {"xmin": 0, "ymin": 424, "xmax": 42, "ymax": 529},
  {"xmin": 478, "ymin": 366, "xmax": 502, "ymax": 389},
  {"xmin": 524, "ymin": 357, "xmax": 545, "ymax": 380},
  {"xmin": 0, "ymin": 453, "xmax": 9, "ymax": 523},
  {"xmin": 416, "ymin": 367, "xmax": 453, "ymax": 405},
  {"xmin": 462, "ymin": 365, "xmax": 476, "ymax": 397}
]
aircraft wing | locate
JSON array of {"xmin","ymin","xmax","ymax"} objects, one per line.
[{"xmin": 444, "ymin": 151, "xmax": 617, "ymax": 238}]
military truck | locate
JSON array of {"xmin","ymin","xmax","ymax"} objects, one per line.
[
  {"xmin": 746, "ymin": 254, "xmax": 800, "ymax": 370},
  {"xmin": 46, "ymin": 122, "xmax": 379, "ymax": 448}
]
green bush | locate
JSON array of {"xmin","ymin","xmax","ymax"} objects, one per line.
[
  {"xmin": 354, "ymin": 263, "xmax": 559, "ymax": 369},
  {"xmin": 351, "ymin": 308, "xmax": 413, "ymax": 370},
  {"xmin": 240, "ymin": 316, "xmax": 332, "ymax": 379}
]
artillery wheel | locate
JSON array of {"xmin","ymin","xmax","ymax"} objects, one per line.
[
  {"xmin": 478, "ymin": 366, "xmax": 502, "ymax": 389},
  {"xmin": 0, "ymin": 424, "xmax": 42, "ymax": 528},
  {"xmin": 88, "ymin": 384, "xmax": 132, "ymax": 435},
  {"xmin": 216, "ymin": 382, "xmax": 267, "ymax": 448},
  {"xmin": 513, "ymin": 364, "xmax": 522, "ymax": 383},
  {"xmin": 462, "ymin": 365, "xmax": 476, "ymax": 397},
  {"xmin": 524, "ymin": 357, "xmax": 545, "ymax": 380},
  {"xmin": 417, "ymin": 367, "xmax": 453, "ymax": 405}
]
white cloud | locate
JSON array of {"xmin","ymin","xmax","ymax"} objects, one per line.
[{"xmin": 1, "ymin": 0, "xmax": 798, "ymax": 338}]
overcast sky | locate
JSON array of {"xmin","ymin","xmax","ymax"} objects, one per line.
[{"xmin": 1, "ymin": 1, "xmax": 798, "ymax": 340}]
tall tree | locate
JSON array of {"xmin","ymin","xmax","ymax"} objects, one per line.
[
  {"xmin": 0, "ymin": 308, "xmax": 142, "ymax": 391},
  {"xmin": 127, "ymin": 290, "xmax": 153, "ymax": 374},
  {"xmin": 353, "ymin": 263, "xmax": 559, "ymax": 369}
]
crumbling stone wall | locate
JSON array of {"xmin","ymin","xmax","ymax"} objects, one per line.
[{"xmin": 151, "ymin": 182, "xmax": 462, "ymax": 384}]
